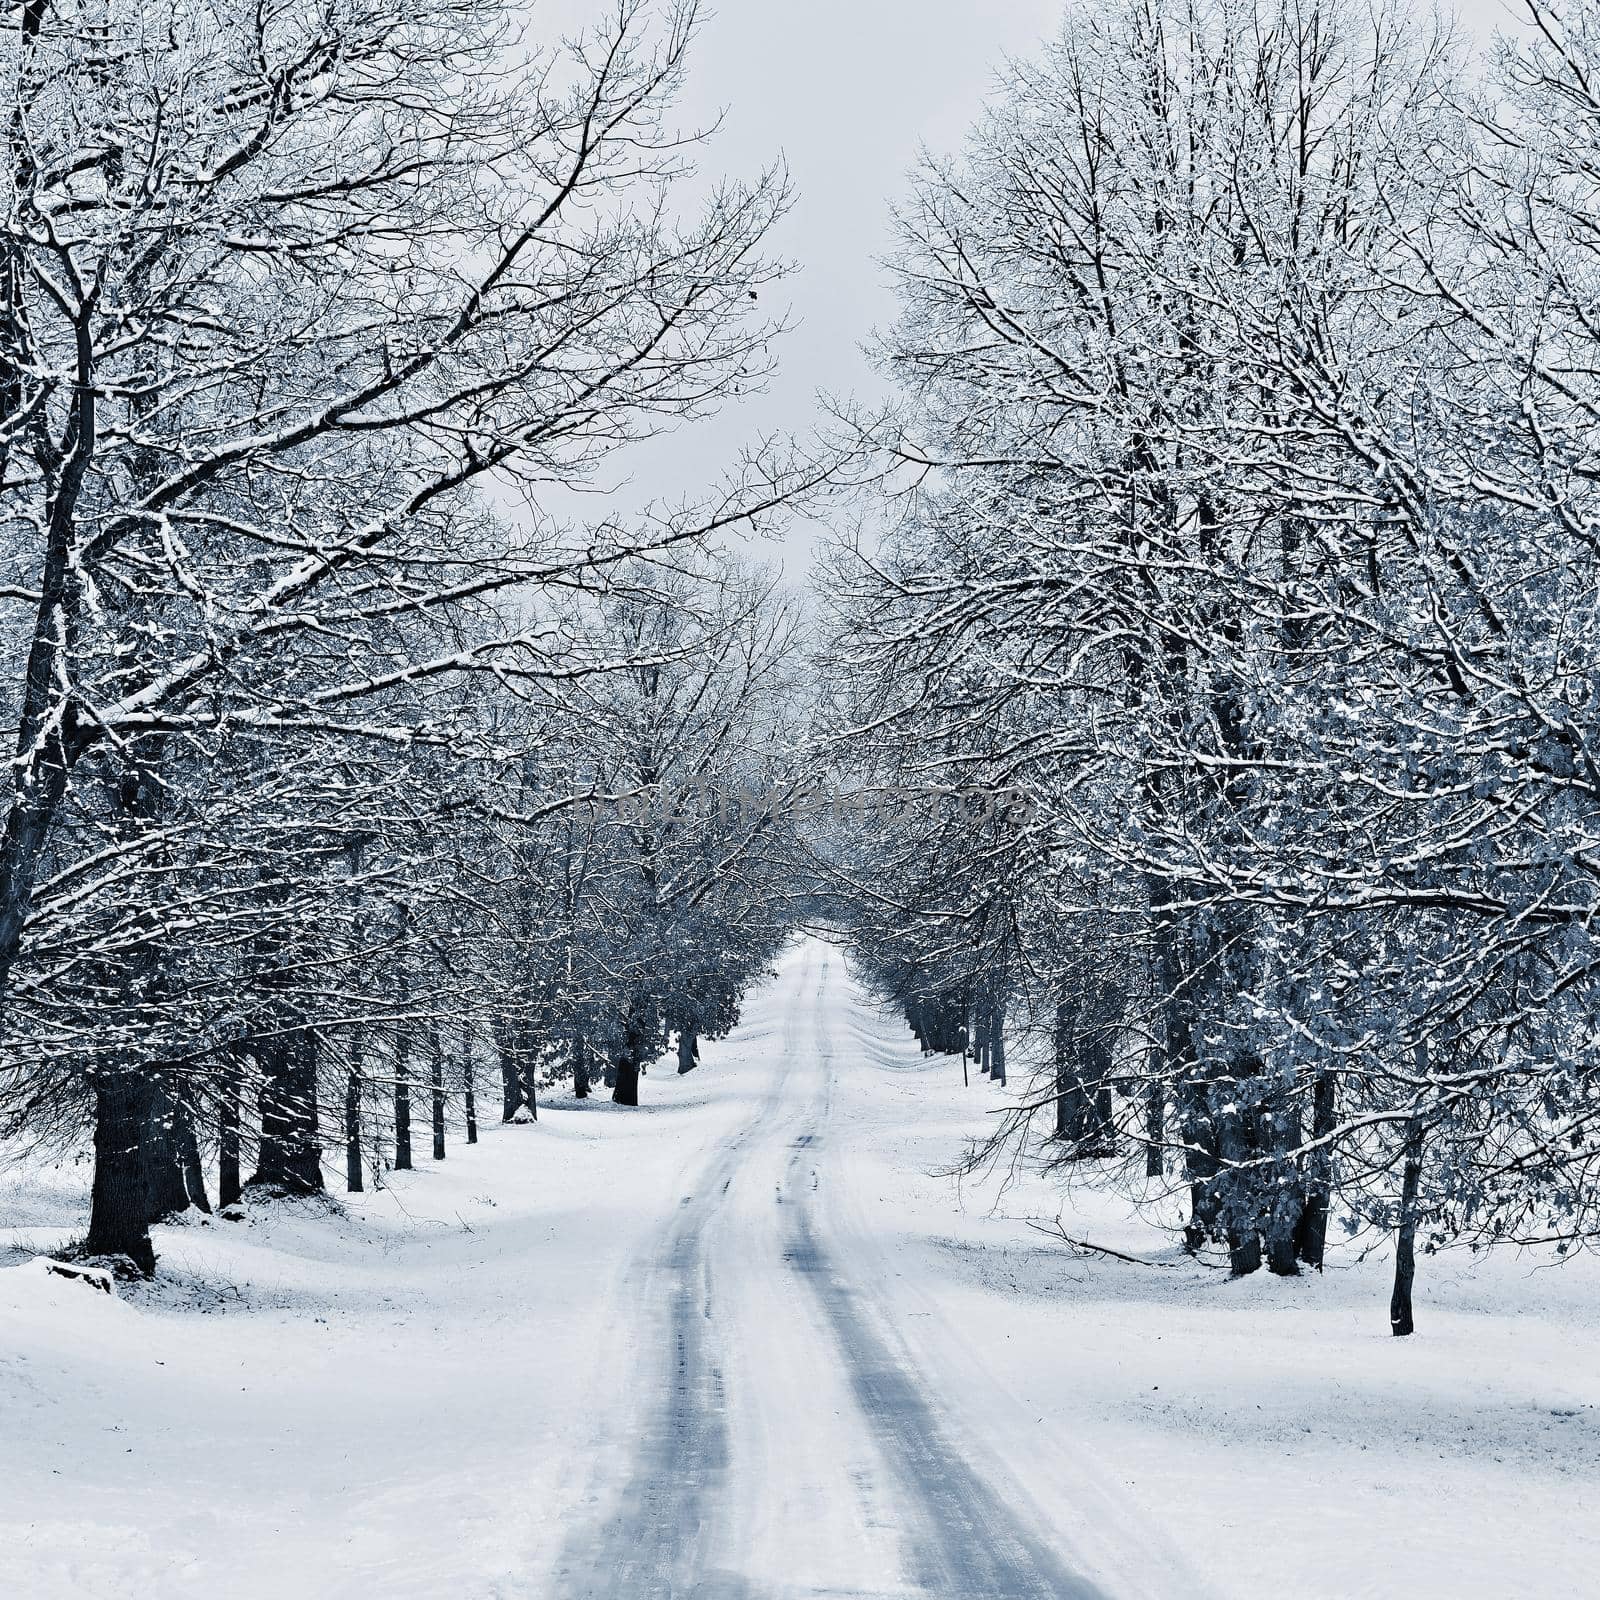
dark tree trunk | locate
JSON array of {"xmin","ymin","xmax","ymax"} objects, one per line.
[
  {"xmin": 1144, "ymin": 1081, "xmax": 1164, "ymax": 1178},
  {"xmin": 613, "ymin": 1053, "xmax": 640, "ymax": 1107},
  {"xmin": 989, "ymin": 1001, "xmax": 1007, "ymax": 1086},
  {"xmin": 1265, "ymin": 1207, "xmax": 1299, "ymax": 1276},
  {"xmin": 1295, "ymin": 1072, "xmax": 1337, "ymax": 1268},
  {"xmin": 85, "ymin": 1070, "xmax": 157, "ymax": 1274},
  {"xmin": 1228, "ymin": 1228, "xmax": 1262, "ymax": 1277},
  {"xmin": 145, "ymin": 1080, "xmax": 211, "ymax": 1219},
  {"xmin": 1054, "ymin": 998, "xmax": 1076, "ymax": 1139},
  {"xmin": 1149, "ymin": 871, "xmax": 1197, "ymax": 1182},
  {"xmin": 1216, "ymin": 1063, "xmax": 1262, "ymax": 1277},
  {"xmin": 143, "ymin": 1094, "xmax": 182, "ymax": 1217},
  {"xmin": 573, "ymin": 1028, "xmax": 590, "ymax": 1099},
  {"xmin": 1390, "ymin": 1120, "xmax": 1425, "ymax": 1337},
  {"xmin": 1092, "ymin": 1080, "xmax": 1115, "ymax": 1153},
  {"xmin": 520, "ymin": 1024, "xmax": 539, "ymax": 1122},
  {"xmin": 1176, "ymin": 1044, "xmax": 1223, "ymax": 1254},
  {"xmin": 1056, "ymin": 995, "xmax": 1118, "ymax": 1157},
  {"xmin": 0, "ymin": 652, "xmax": 89, "ymax": 1006},
  {"xmin": 463, "ymin": 1026, "xmax": 478, "ymax": 1145},
  {"xmin": 394, "ymin": 1029, "xmax": 413, "ymax": 1171},
  {"xmin": 1162, "ymin": 909, "xmax": 1218, "ymax": 1249},
  {"xmin": 1263, "ymin": 1119, "xmax": 1303, "ymax": 1278},
  {"xmin": 218, "ymin": 1054, "xmax": 242, "ymax": 1210},
  {"xmin": 1203, "ymin": 487, "xmax": 1274, "ymax": 1278},
  {"xmin": 677, "ymin": 1026, "xmax": 699, "ymax": 1075},
  {"xmin": 499, "ymin": 1020, "xmax": 525, "ymax": 1121},
  {"xmin": 430, "ymin": 1033, "xmax": 446, "ymax": 1161},
  {"xmin": 173, "ymin": 1100, "xmax": 210, "ymax": 1213},
  {"xmin": 251, "ymin": 1030, "xmax": 323, "ymax": 1194},
  {"xmin": 1083, "ymin": 993, "xmax": 1119, "ymax": 1156},
  {"xmin": 1181, "ymin": 1084, "xmax": 1221, "ymax": 1254},
  {"xmin": 345, "ymin": 1034, "xmax": 364, "ymax": 1194}
]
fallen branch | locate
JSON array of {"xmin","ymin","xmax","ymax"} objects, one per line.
[{"xmin": 1025, "ymin": 1215, "xmax": 1199, "ymax": 1269}]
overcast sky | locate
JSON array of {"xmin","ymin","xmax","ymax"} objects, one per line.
[
  {"xmin": 667, "ymin": 0, "xmax": 1065, "ymax": 564},
  {"xmin": 535, "ymin": 0, "xmax": 1514, "ymax": 573}
]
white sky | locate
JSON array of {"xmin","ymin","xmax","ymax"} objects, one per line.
[
  {"xmin": 523, "ymin": 0, "xmax": 1061, "ymax": 569},
  {"xmin": 668, "ymin": 0, "xmax": 1065, "ymax": 560},
  {"xmin": 530, "ymin": 0, "xmax": 1517, "ymax": 573}
]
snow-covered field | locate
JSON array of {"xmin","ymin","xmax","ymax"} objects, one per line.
[{"xmin": 2, "ymin": 936, "xmax": 1596, "ymax": 1598}]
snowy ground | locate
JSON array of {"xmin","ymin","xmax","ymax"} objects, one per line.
[{"xmin": 2, "ymin": 935, "xmax": 1596, "ymax": 1598}]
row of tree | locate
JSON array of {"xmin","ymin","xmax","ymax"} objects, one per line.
[
  {"xmin": 0, "ymin": 0, "xmax": 815, "ymax": 1273},
  {"xmin": 816, "ymin": 0, "xmax": 1600, "ymax": 1331}
]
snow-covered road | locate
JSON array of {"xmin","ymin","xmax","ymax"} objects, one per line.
[{"xmin": 555, "ymin": 937, "xmax": 1107, "ymax": 1599}]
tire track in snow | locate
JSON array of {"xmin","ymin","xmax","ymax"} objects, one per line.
[
  {"xmin": 780, "ymin": 960, "xmax": 1110, "ymax": 1600},
  {"xmin": 555, "ymin": 1207, "xmax": 743, "ymax": 1599},
  {"xmin": 552, "ymin": 948, "xmax": 818, "ymax": 1599},
  {"xmin": 783, "ymin": 1178, "xmax": 1106, "ymax": 1600}
]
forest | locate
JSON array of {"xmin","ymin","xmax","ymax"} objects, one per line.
[{"xmin": 2, "ymin": 0, "xmax": 1597, "ymax": 1594}]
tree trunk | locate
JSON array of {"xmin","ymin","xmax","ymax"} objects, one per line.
[
  {"xmin": 1144, "ymin": 1081, "xmax": 1164, "ymax": 1178},
  {"xmin": 1295, "ymin": 1072, "xmax": 1337, "ymax": 1268},
  {"xmin": 520, "ymin": 1024, "xmax": 540, "ymax": 1121},
  {"xmin": 430, "ymin": 1032, "xmax": 446, "ymax": 1161},
  {"xmin": 145, "ymin": 1079, "xmax": 211, "ymax": 1219},
  {"xmin": 463, "ymin": 1025, "xmax": 478, "ymax": 1145},
  {"xmin": 1228, "ymin": 1227, "xmax": 1262, "ymax": 1277},
  {"xmin": 989, "ymin": 1000, "xmax": 1007, "ymax": 1086},
  {"xmin": 1171, "ymin": 955, "xmax": 1220, "ymax": 1252},
  {"xmin": 1390, "ymin": 1119, "xmax": 1425, "ymax": 1337},
  {"xmin": 1165, "ymin": 938, "xmax": 1219, "ymax": 1244},
  {"xmin": 1265, "ymin": 1195, "xmax": 1300, "ymax": 1276},
  {"xmin": 0, "ymin": 678, "xmax": 87, "ymax": 1006},
  {"xmin": 613, "ymin": 1052, "xmax": 640, "ymax": 1107},
  {"xmin": 218, "ymin": 1054, "xmax": 242, "ymax": 1210},
  {"xmin": 1263, "ymin": 1112, "xmax": 1304, "ymax": 1277},
  {"xmin": 677, "ymin": 1026, "xmax": 699, "ymax": 1075},
  {"xmin": 173, "ymin": 1101, "xmax": 209, "ymax": 1213},
  {"xmin": 85, "ymin": 1070, "xmax": 157, "ymax": 1274},
  {"xmin": 143, "ymin": 1095, "xmax": 181, "ymax": 1217},
  {"xmin": 394, "ymin": 1028, "xmax": 413, "ymax": 1171},
  {"xmin": 345, "ymin": 1034, "xmax": 364, "ymax": 1194},
  {"xmin": 1091, "ymin": 1078, "xmax": 1115, "ymax": 1155},
  {"xmin": 251, "ymin": 1030, "xmax": 323, "ymax": 1194},
  {"xmin": 1216, "ymin": 1063, "xmax": 1262, "ymax": 1277},
  {"xmin": 573, "ymin": 1028, "xmax": 590, "ymax": 1099},
  {"xmin": 1149, "ymin": 871, "xmax": 1195, "ymax": 1181},
  {"xmin": 1056, "ymin": 995, "xmax": 1118, "ymax": 1158},
  {"xmin": 1180, "ymin": 1076, "xmax": 1221, "ymax": 1253},
  {"xmin": 499, "ymin": 1020, "xmax": 525, "ymax": 1120},
  {"xmin": 1053, "ymin": 997, "xmax": 1075, "ymax": 1139}
]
